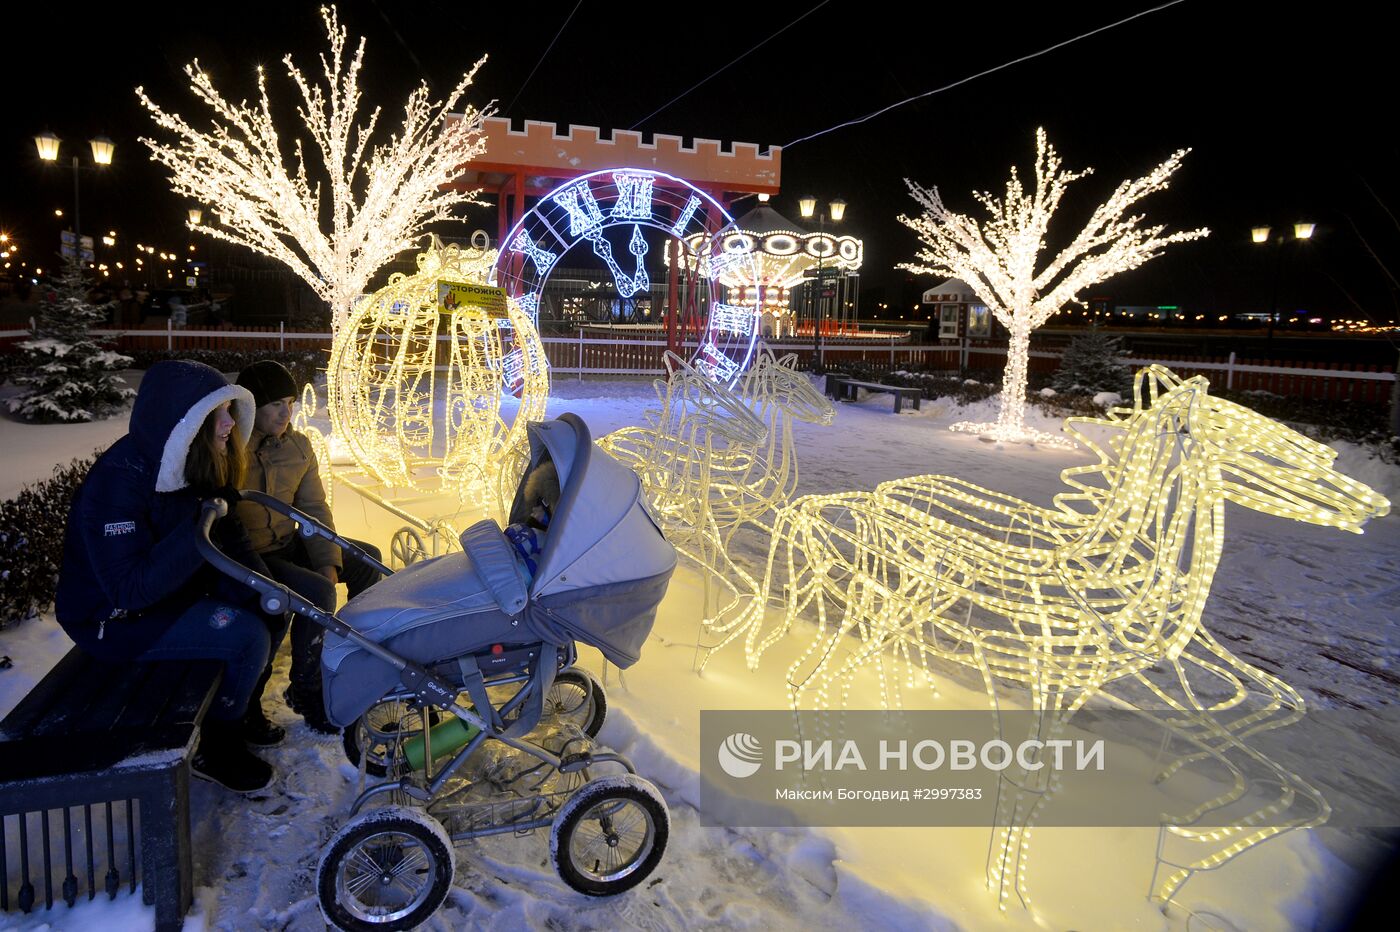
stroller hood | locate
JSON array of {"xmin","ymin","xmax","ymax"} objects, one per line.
[
  {"xmin": 320, "ymin": 414, "xmax": 676, "ymax": 728},
  {"xmin": 512, "ymin": 414, "xmax": 677, "ymax": 667}
]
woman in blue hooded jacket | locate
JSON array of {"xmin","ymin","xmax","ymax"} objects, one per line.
[{"xmin": 56, "ymin": 359, "xmax": 288, "ymax": 793}]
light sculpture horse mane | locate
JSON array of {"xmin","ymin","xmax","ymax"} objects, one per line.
[
  {"xmin": 708, "ymin": 346, "xmax": 835, "ymax": 546},
  {"xmin": 598, "ymin": 347, "xmax": 836, "ymax": 664},
  {"xmin": 598, "ymin": 351, "xmax": 768, "ymax": 576},
  {"xmin": 735, "ymin": 365, "xmax": 1389, "ymax": 909}
]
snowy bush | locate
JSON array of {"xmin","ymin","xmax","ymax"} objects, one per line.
[
  {"xmin": 7, "ymin": 255, "xmax": 133, "ymax": 422},
  {"xmin": 1050, "ymin": 326, "xmax": 1130, "ymax": 396},
  {"xmin": 123, "ymin": 348, "xmax": 322, "ymax": 389},
  {"xmin": 0, "ymin": 456, "xmax": 94, "ymax": 628}
]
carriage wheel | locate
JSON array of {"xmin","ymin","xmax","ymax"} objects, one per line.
[
  {"xmin": 501, "ymin": 668, "xmax": 607, "ymax": 739},
  {"xmin": 389, "ymin": 527, "xmax": 426, "ymax": 569},
  {"xmin": 545, "ymin": 668, "xmax": 607, "ymax": 738},
  {"xmin": 317, "ymin": 806, "xmax": 454, "ymax": 931},
  {"xmin": 343, "ymin": 701, "xmax": 426, "ymax": 778},
  {"xmin": 549, "ymin": 775, "xmax": 668, "ymax": 897}
]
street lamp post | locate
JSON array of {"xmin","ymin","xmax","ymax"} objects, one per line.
[
  {"xmin": 799, "ymin": 196, "xmax": 845, "ymax": 370},
  {"xmin": 1251, "ymin": 222, "xmax": 1314, "ymax": 344},
  {"xmin": 34, "ymin": 131, "xmax": 114, "ymax": 264}
]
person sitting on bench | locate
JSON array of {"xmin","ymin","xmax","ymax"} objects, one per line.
[
  {"xmin": 234, "ymin": 361, "xmax": 383, "ymax": 735},
  {"xmin": 56, "ymin": 360, "xmax": 289, "ymax": 794}
]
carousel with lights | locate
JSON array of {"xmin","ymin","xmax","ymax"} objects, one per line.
[{"xmin": 679, "ymin": 194, "xmax": 862, "ymax": 339}]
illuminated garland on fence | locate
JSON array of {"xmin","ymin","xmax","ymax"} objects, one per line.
[
  {"xmin": 730, "ymin": 365, "xmax": 1388, "ymax": 910},
  {"xmin": 898, "ymin": 129, "xmax": 1209, "ymax": 445}
]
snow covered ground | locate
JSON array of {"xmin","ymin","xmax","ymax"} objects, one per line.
[{"xmin": 2, "ymin": 371, "xmax": 1397, "ymax": 930}]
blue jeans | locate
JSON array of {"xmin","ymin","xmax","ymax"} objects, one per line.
[{"xmin": 138, "ymin": 598, "xmax": 272, "ymax": 722}]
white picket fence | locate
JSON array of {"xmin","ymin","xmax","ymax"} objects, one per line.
[{"xmin": 2, "ymin": 325, "xmax": 1394, "ymax": 402}]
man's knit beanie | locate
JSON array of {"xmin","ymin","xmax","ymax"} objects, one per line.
[{"xmin": 237, "ymin": 360, "xmax": 298, "ymax": 408}]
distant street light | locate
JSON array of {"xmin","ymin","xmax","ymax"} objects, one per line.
[
  {"xmin": 799, "ymin": 196, "xmax": 846, "ymax": 367},
  {"xmin": 34, "ymin": 131, "xmax": 116, "ymax": 262},
  {"xmin": 1252, "ymin": 221, "xmax": 1314, "ymax": 342},
  {"xmin": 188, "ymin": 208, "xmax": 203, "ymax": 226}
]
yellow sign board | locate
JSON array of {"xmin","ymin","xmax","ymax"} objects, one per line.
[{"xmin": 438, "ymin": 280, "xmax": 508, "ymax": 319}]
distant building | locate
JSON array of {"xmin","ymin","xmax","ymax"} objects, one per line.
[{"xmin": 920, "ymin": 278, "xmax": 994, "ymax": 341}]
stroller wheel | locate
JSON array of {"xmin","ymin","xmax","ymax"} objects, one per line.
[
  {"xmin": 546, "ymin": 668, "xmax": 607, "ymax": 738},
  {"xmin": 344, "ymin": 701, "xmax": 426, "ymax": 778},
  {"xmin": 389, "ymin": 527, "xmax": 427, "ymax": 569},
  {"xmin": 549, "ymin": 774, "xmax": 668, "ymax": 897},
  {"xmin": 317, "ymin": 806, "xmax": 454, "ymax": 931}
]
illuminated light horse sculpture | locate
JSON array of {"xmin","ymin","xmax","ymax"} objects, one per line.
[
  {"xmin": 739, "ymin": 366, "xmax": 1389, "ymax": 910},
  {"xmin": 707, "ymin": 346, "xmax": 836, "ymax": 546},
  {"xmin": 601, "ymin": 347, "xmax": 835, "ymax": 659},
  {"xmin": 599, "ymin": 352, "xmax": 768, "ymax": 619},
  {"xmin": 693, "ymin": 346, "xmax": 836, "ymax": 662}
]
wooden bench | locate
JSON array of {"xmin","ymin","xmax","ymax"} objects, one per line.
[
  {"xmin": 0, "ymin": 649, "xmax": 222, "ymax": 931},
  {"xmin": 825, "ymin": 375, "xmax": 923, "ymax": 413}
]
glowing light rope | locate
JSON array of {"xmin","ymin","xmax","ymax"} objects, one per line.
[
  {"xmin": 291, "ymin": 381, "xmax": 333, "ymax": 510},
  {"xmin": 493, "ymin": 168, "xmax": 761, "ymax": 383},
  {"xmin": 727, "ymin": 366, "xmax": 1388, "ymax": 909},
  {"xmin": 899, "ymin": 128, "xmax": 1208, "ymax": 444},
  {"xmin": 137, "ymin": 6, "xmax": 489, "ymax": 333},
  {"xmin": 328, "ymin": 236, "xmax": 549, "ymax": 504},
  {"xmin": 599, "ymin": 346, "xmax": 835, "ymax": 657}
]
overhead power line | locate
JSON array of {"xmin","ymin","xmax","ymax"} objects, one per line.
[
  {"xmin": 629, "ymin": 1, "xmax": 832, "ymax": 131},
  {"xmin": 780, "ymin": 0, "xmax": 1189, "ymax": 151}
]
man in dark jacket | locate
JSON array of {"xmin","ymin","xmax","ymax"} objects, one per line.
[
  {"xmin": 235, "ymin": 361, "xmax": 382, "ymax": 733},
  {"xmin": 56, "ymin": 360, "xmax": 288, "ymax": 793}
]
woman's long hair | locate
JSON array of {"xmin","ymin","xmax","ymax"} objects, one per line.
[{"xmin": 184, "ymin": 406, "xmax": 247, "ymax": 492}]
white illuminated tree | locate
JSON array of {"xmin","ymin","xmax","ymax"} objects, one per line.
[
  {"xmin": 136, "ymin": 5, "xmax": 490, "ymax": 330},
  {"xmin": 899, "ymin": 129, "xmax": 1209, "ymax": 444}
]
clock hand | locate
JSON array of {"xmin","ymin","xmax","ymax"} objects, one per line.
[
  {"xmin": 589, "ymin": 231, "xmax": 636, "ymax": 296},
  {"xmin": 629, "ymin": 225, "xmax": 650, "ymax": 295}
]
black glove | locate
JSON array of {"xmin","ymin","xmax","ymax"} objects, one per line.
[{"xmin": 214, "ymin": 486, "xmax": 242, "ymax": 505}]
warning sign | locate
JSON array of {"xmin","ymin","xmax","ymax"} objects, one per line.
[{"xmin": 438, "ymin": 280, "xmax": 508, "ymax": 319}]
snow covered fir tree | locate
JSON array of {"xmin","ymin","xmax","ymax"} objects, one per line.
[
  {"xmin": 7, "ymin": 255, "xmax": 133, "ymax": 423},
  {"xmin": 1050, "ymin": 324, "xmax": 1131, "ymax": 395}
]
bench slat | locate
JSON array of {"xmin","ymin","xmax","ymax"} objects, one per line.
[
  {"xmin": 30, "ymin": 664, "xmax": 159, "ymax": 739},
  {"xmin": 106, "ymin": 663, "xmax": 189, "ymax": 732},
  {"xmin": 2, "ymin": 653, "xmax": 132, "ymax": 737},
  {"xmin": 0, "ymin": 726, "xmax": 199, "ymax": 785},
  {"xmin": 120, "ymin": 663, "xmax": 225, "ymax": 729}
]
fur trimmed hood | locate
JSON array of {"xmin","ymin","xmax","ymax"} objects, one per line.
[{"xmin": 129, "ymin": 360, "xmax": 255, "ymax": 492}]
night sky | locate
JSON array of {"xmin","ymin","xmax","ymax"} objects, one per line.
[{"xmin": 4, "ymin": 1, "xmax": 1397, "ymax": 322}]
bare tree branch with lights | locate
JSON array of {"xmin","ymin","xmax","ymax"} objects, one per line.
[
  {"xmin": 899, "ymin": 128, "xmax": 1209, "ymax": 446},
  {"xmin": 135, "ymin": 5, "xmax": 491, "ymax": 331}
]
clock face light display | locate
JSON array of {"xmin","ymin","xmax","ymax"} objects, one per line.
[{"xmin": 493, "ymin": 168, "xmax": 761, "ymax": 385}]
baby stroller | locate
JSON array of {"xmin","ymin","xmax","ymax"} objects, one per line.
[{"xmin": 197, "ymin": 413, "xmax": 678, "ymax": 931}]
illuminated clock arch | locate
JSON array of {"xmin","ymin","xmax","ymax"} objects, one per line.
[{"xmin": 492, "ymin": 168, "xmax": 761, "ymax": 384}]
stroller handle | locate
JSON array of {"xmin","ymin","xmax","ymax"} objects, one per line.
[
  {"xmin": 196, "ymin": 500, "xmax": 475, "ymax": 721},
  {"xmin": 237, "ymin": 489, "xmax": 393, "ymax": 578}
]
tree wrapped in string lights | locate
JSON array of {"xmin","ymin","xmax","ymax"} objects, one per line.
[
  {"xmin": 899, "ymin": 129, "xmax": 1208, "ymax": 445},
  {"xmin": 136, "ymin": 5, "xmax": 490, "ymax": 332}
]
